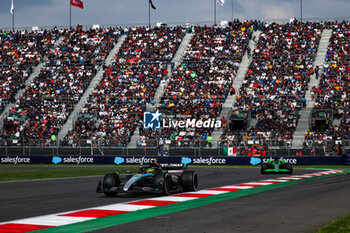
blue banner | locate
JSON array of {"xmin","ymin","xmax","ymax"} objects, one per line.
[{"xmin": 0, "ymin": 155, "xmax": 346, "ymax": 166}]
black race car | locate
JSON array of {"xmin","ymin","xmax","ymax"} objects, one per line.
[
  {"xmin": 261, "ymin": 157, "xmax": 293, "ymax": 174},
  {"xmin": 96, "ymin": 162, "xmax": 198, "ymax": 196}
]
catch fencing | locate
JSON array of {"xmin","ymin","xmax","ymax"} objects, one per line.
[{"xmin": 0, "ymin": 138, "xmax": 348, "ymax": 157}]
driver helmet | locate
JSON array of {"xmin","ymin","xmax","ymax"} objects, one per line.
[{"xmin": 146, "ymin": 168, "xmax": 156, "ymax": 174}]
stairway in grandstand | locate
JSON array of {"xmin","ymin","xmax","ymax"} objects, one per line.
[
  {"xmin": 150, "ymin": 32, "xmax": 195, "ymax": 111},
  {"xmin": 0, "ymin": 37, "xmax": 64, "ymax": 127},
  {"xmin": 57, "ymin": 35, "xmax": 127, "ymax": 141},
  {"xmin": 210, "ymin": 30, "xmax": 261, "ymax": 147},
  {"xmin": 128, "ymin": 32, "xmax": 195, "ymax": 148},
  {"xmin": 291, "ymin": 29, "xmax": 332, "ymax": 148}
]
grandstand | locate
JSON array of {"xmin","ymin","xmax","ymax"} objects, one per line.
[
  {"xmin": 305, "ymin": 21, "xmax": 350, "ymax": 152},
  {"xmin": 0, "ymin": 19, "xmax": 349, "ymax": 156}
]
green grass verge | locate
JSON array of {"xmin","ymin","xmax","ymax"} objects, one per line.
[
  {"xmin": 315, "ymin": 214, "xmax": 350, "ymax": 233},
  {"xmin": 0, "ymin": 168, "xmax": 138, "ymax": 182}
]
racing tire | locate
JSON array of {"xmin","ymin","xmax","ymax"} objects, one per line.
[
  {"xmin": 102, "ymin": 172, "xmax": 120, "ymax": 197},
  {"xmin": 181, "ymin": 171, "xmax": 198, "ymax": 192},
  {"xmin": 153, "ymin": 173, "xmax": 171, "ymax": 196},
  {"xmin": 286, "ymin": 163, "xmax": 293, "ymax": 174},
  {"xmin": 162, "ymin": 174, "xmax": 171, "ymax": 196},
  {"xmin": 96, "ymin": 180, "xmax": 102, "ymax": 193},
  {"xmin": 261, "ymin": 163, "xmax": 268, "ymax": 174}
]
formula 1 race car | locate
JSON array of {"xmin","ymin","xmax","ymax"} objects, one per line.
[
  {"xmin": 96, "ymin": 160, "xmax": 198, "ymax": 196},
  {"xmin": 261, "ymin": 157, "xmax": 293, "ymax": 174}
]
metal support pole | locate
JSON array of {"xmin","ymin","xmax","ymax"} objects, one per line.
[
  {"xmin": 148, "ymin": 0, "xmax": 151, "ymax": 29},
  {"xmin": 231, "ymin": 0, "xmax": 234, "ymax": 22},
  {"xmin": 12, "ymin": 10, "xmax": 14, "ymax": 32},
  {"xmin": 214, "ymin": 0, "xmax": 216, "ymax": 25},
  {"xmin": 300, "ymin": 0, "xmax": 303, "ymax": 22},
  {"xmin": 69, "ymin": 1, "xmax": 72, "ymax": 28}
]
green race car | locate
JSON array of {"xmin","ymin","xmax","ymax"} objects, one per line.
[{"xmin": 261, "ymin": 157, "xmax": 293, "ymax": 174}]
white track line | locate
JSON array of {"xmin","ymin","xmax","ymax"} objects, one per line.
[
  {"xmin": 245, "ymin": 182, "xmax": 274, "ymax": 185},
  {"xmin": 148, "ymin": 196, "xmax": 198, "ymax": 202},
  {"xmin": 94, "ymin": 204, "xmax": 153, "ymax": 211},
  {"xmin": 5, "ymin": 215, "xmax": 95, "ymax": 226},
  {"xmin": 217, "ymin": 185, "xmax": 254, "ymax": 189},
  {"xmin": 187, "ymin": 190, "xmax": 229, "ymax": 195}
]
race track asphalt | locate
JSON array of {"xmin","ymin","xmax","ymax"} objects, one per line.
[{"xmin": 1, "ymin": 167, "xmax": 349, "ymax": 233}]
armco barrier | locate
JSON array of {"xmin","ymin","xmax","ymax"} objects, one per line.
[{"xmin": 0, "ymin": 155, "xmax": 346, "ymax": 166}]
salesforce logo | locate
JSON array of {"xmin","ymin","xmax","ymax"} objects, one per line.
[
  {"xmin": 250, "ymin": 157, "xmax": 261, "ymax": 166},
  {"xmin": 114, "ymin": 157, "xmax": 125, "ymax": 165},
  {"xmin": 181, "ymin": 157, "xmax": 192, "ymax": 165},
  {"xmin": 52, "ymin": 156, "xmax": 62, "ymax": 164}
]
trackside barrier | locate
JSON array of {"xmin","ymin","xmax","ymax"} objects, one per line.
[
  {"xmin": 0, "ymin": 155, "xmax": 347, "ymax": 166},
  {"xmin": 344, "ymin": 154, "xmax": 350, "ymax": 166}
]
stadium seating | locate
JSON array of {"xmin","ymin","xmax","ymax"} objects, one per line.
[
  {"xmin": 305, "ymin": 21, "xmax": 350, "ymax": 146},
  {"xmin": 0, "ymin": 20, "xmax": 349, "ymax": 151},
  {"xmin": 62, "ymin": 26, "xmax": 185, "ymax": 146},
  {"xmin": 221, "ymin": 21, "xmax": 323, "ymax": 147},
  {"xmin": 143, "ymin": 21, "xmax": 254, "ymax": 147},
  {"xmin": 1, "ymin": 27, "xmax": 119, "ymax": 145},
  {"xmin": 0, "ymin": 29, "xmax": 60, "ymax": 114}
]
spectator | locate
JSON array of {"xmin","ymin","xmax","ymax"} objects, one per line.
[
  {"xmin": 302, "ymin": 97, "xmax": 306, "ymax": 108},
  {"xmin": 247, "ymin": 46, "xmax": 251, "ymax": 58},
  {"xmin": 221, "ymin": 116, "xmax": 227, "ymax": 129},
  {"xmin": 207, "ymin": 134, "xmax": 213, "ymax": 147}
]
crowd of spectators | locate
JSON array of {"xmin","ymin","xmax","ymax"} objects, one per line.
[
  {"xmin": 62, "ymin": 26, "xmax": 185, "ymax": 146},
  {"xmin": 1, "ymin": 26, "xmax": 120, "ymax": 145},
  {"xmin": 0, "ymin": 29, "xmax": 60, "ymax": 114},
  {"xmin": 221, "ymin": 20, "xmax": 323, "ymax": 146},
  {"xmin": 305, "ymin": 21, "xmax": 350, "ymax": 145},
  {"xmin": 142, "ymin": 21, "xmax": 254, "ymax": 146},
  {"xmin": 1, "ymin": 20, "xmax": 349, "ymax": 149}
]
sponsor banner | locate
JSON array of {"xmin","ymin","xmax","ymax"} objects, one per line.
[
  {"xmin": 0, "ymin": 156, "xmax": 345, "ymax": 165},
  {"xmin": 52, "ymin": 156, "xmax": 94, "ymax": 165},
  {"xmin": 0, "ymin": 156, "xmax": 31, "ymax": 164}
]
